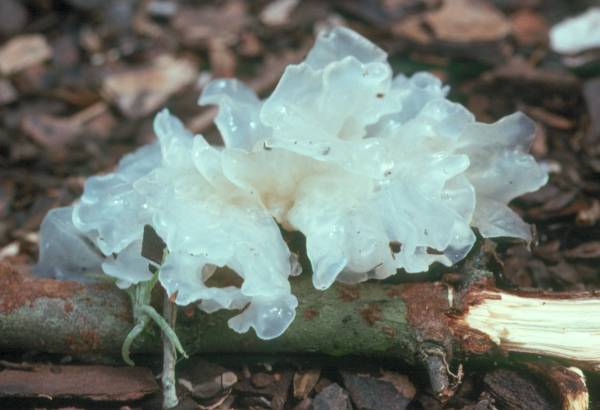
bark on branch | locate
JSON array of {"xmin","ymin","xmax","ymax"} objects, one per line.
[{"xmin": 0, "ymin": 241, "xmax": 598, "ymax": 402}]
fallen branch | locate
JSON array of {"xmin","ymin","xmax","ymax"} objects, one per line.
[{"xmin": 0, "ymin": 242, "xmax": 596, "ymax": 405}]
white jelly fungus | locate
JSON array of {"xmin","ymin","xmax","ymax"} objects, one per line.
[
  {"xmin": 34, "ymin": 27, "xmax": 548, "ymax": 339},
  {"xmin": 549, "ymin": 7, "xmax": 600, "ymax": 55}
]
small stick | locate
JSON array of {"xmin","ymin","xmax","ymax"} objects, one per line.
[{"xmin": 162, "ymin": 294, "xmax": 178, "ymax": 409}]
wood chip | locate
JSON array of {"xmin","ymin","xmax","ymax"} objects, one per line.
[
  {"xmin": 509, "ymin": 8, "xmax": 548, "ymax": 46},
  {"xmin": 311, "ymin": 383, "xmax": 352, "ymax": 410},
  {"xmin": 20, "ymin": 113, "xmax": 84, "ymax": 162},
  {"xmin": 340, "ymin": 370, "xmax": 414, "ymax": 410},
  {"xmin": 176, "ymin": 358, "xmax": 237, "ymax": 407},
  {"xmin": 563, "ymin": 242, "xmax": 600, "ymax": 259},
  {"xmin": 0, "ymin": 78, "xmax": 18, "ymax": 105},
  {"xmin": 518, "ymin": 104, "xmax": 575, "ymax": 130},
  {"xmin": 259, "ymin": 0, "xmax": 299, "ymax": 27},
  {"xmin": 0, "ymin": 0, "xmax": 28, "ymax": 36},
  {"xmin": 234, "ymin": 370, "xmax": 293, "ymax": 406},
  {"xmin": 483, "ymin": 367, "xmax": 557, "ymax": 410},
  {"xmin": 576, "ymin": 199, "xmax": 600, "ymax": 226},
  {"xmin": 293, "ymin": 368, "xmax": 321, "ymax": 399},
  {"xmin": 518, "ymin": 358, "xmax": 589, "ymax": 410},
  {"xmin": 391, "ymin": 0, "xmax": 513, "ymax": 63},
  {"xmin": 171, "ymin": 3, "xmax": 251, "ymax": 47},
  {"xmin": 0, "ymin": 364, "xmax": 159, "ymax": 401},
  {"xmin": 101, "ymin": 55, "xmax": 197, "ymax": 118},
  {"xmin": 540, "ymin": 189, "xmax": 578, "ymax": 212},
  {"xmin": 251, "ymin": 372, "xmax": 276, "ymax": 388},
  {"xmin": 208, "ymin": 38, "xmax": 237, "ymax": 78},
  {"xmin": 425, "ymin": 0, "xmax": 512, "ymax": 43},
  {"xmin": 584, "ymin": 78, "xmax": 600, "ymax": 144},
  {"xmin": 0, "ymin": 34, "xmax": 53, "ymax": 76},
  {"xmin": 548, "ymin": 260, "xmax": 580, "ymax": 284},
  {"xmin": 378, "ymin": 369, "xmax": 417, "ymax": 399}
]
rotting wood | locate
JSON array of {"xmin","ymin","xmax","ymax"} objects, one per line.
[
  {"xmin": 483, "ymin": 367, "xmax": 556, "ymax": 410},
  {"xmin": 516, "ymin": 357, "xmax": 589, "ymax": 410},
  {"xmin": 0, "ymin": 242, "xmax": 598, "ymax": 405}
]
